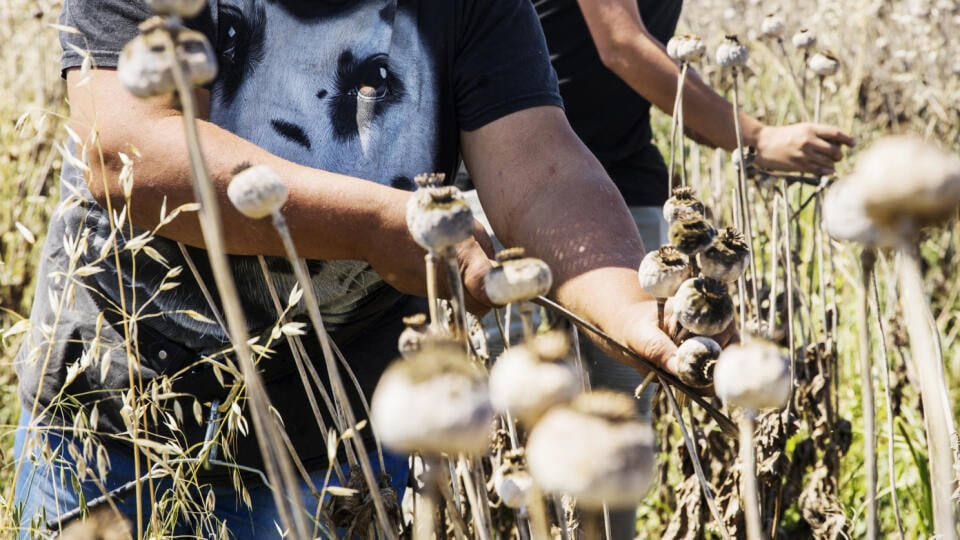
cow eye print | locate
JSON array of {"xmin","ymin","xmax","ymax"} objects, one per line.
[
  {"xmin": 330, "ymin": 51, "xmax": 405, "ymax": 141},
  {"xmin": 216, "ymin": 2, "xmax": 266, "ymax": 103}
]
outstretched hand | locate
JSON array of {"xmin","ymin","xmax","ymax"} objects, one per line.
[{"xmin": 754, "ymin": 122, "xmax": 856, "ymax": 176}]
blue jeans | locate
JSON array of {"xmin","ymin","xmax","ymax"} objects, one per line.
[{"xmin": 13, "ymin": 410, "xmax": 408, "ymax": 539}]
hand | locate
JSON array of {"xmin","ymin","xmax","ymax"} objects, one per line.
[
  {"xmin": 452, "ymin": 221, "xmax": 496, "ymax": 315},
  {"xmin": 753, "ymin": 123, "xmax": 856, "ymax": 176}
]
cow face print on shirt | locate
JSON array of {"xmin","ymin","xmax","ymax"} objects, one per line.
[
  {"xmin": 210, "ymin": 0, "xmax": 434, "ymax": 191},
  {"xmin": 202, "ymin": 0, "xmax": 439, "ymax": 327}
]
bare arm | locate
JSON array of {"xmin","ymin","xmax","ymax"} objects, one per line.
[
  {"xmin": 67, "ymin": 69, "xmax": 493, "ymax": 304},
  {"xmin": 576, "ymin": 0, "xmax": 855, "ymax": 175},
  {"xmin": 463, "ymin": 106, "xmax": 678, "ymax": 370}
]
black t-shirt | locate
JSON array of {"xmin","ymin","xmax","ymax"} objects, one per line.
[
  {"xmin": 18, "ymin": 0, "xmax": 561, "ymax": 473},
  {"xmin": 534, "ymin": 0, "xmax": 683, "ymax": 206}
]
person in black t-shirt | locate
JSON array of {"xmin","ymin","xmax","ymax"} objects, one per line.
[
  {"xmin": 13, "ymin": 0, "xmax": 703, "ymax": 536},
  {"xmin": 534, "ymin": 1, "xmax": 855, "ymax": 537}
]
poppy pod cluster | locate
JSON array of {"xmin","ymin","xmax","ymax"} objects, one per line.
[{"xmin": 643, "ymin": 189, "xmax": 746, "ymax": 338}]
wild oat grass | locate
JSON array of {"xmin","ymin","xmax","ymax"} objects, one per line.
[{"xmin": 1, "ymin": 0, "xmax": 959, "ymax": 537}]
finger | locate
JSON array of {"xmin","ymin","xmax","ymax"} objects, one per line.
[
  {"xmin": 812, "ymin": 124, "xmax": 856, "ymax": 147},
  {"xmin": 629, "ymin": 323, "xmax": 679, "ymax": 372},
  {"xmin": 808, "ymin": 137, "xmax": 844, "ymax": 161},
  {"xmin": 801, "ymin": 149, "xmax": 837, "ymax": 175}
]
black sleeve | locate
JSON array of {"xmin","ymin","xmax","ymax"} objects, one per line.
[
  {"xmin": 453, "ymin": 0, "xmax": 564, "ymax": 131},
  {"xmin": 59, "ymin": 0, "xmax": 217, "ymax": 77}
]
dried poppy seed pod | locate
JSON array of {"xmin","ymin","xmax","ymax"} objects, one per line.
[
  {"xmin": 526, "ymin": 391, "xmax": 655, "ymax": 509},
  {"xmin": 672, "ymin": 277, "xmax": 734, "ymax": 336},
  {"xmin": 676, "ymin": 34, "xmax": 706, "ymax": 62},
  {"xmin": 413, "ymin": 172, "xmax": 445, "ymax": 189},
  {"xmin": 371, "ymin": 340, "xmax": 494, "ymax": 455},
  {"xmin": 662, "ymin": 186, "xmax": 705, "ymax": 224},
  {"xmin": 760, "ymin": 14, "xmax": 785, "ymax": 39},
  {"xmin": 851, "ymin": 135, "xmax": 960, "ymax": 228},
  {"xmin": 792, "ymin": 28, "xmax": 817, "ymax": 50},
  {"xmin": 666, "ymin": 35, "xmax": 683, "ymax": 60},
  {"xmin": 489, "ymin": 332, "xmax": 581, "ymax": 425},
  {"xmin": 743, "ymin": 319, "xmax": 787, "ymax": 343},
  {"xmin": 398, "ymin": 313, "xmax": 431, "ymax": 357},
  {"xmin": 808, "ymin": 51, "xmax": 840, "ymax": 76},
  {"xmin": 146, "ymin": 0, "xmax": 206, "ymax": 17},
  {"xmin": 118, "ymin": 27, "xmax": 176, "ymax": 98},
  {"xmin": 699, "ymin": 227, "xmax": 750, "ymax": 282},
  {"xmin": 823, "ymin": 175, "xmax": 897, "ymax": 248},
  {"xmin": 176, "ymin": 29, "xmax": 218, "ymax": 88},
  {"xmin": 668, "ymin": 212, "xmax": 717, "ymax": 256},
  {"xmin": 405, "ymin": 185, "xmax": 474, "ymax": 252},
  {"xmin": 637, "ymin": 246, "xmax": 691, "ymax": 298},
  {"xmin": 715, "ymin": 35, "xmax": 749, "ymax": 68},
  {"xmin": 118, "ymin": 23, "xmax": 217, "ymax": 98},
  {"xmin": 714, "ymin": 340, "xmax": 791, "ymax": 411},
  {"xmin": 484, "ymin": 248, "xmax": 553, "ymax": 305},
  {"xmin": 494, "ymin": 468, "xmax": 535, "ymax": 509},
  {"xmin": 227, "ymin": 164, "xmax": 288, "ymax": 219},
  {"xmin": 667, "ymin": 336, "xmax": 722, "ymax": 389}
]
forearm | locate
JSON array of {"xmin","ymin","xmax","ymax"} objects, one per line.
[
  {"xmin": 465, "ymin": 108, "xmax": 653, "ymax": 335},
  {"xmin": 579, "ymin": 0, "xmax": 763, "ymax": 151},
  {"xmin": 70, "ymin": 71, "xmax": 414, "ymax": 267}
]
